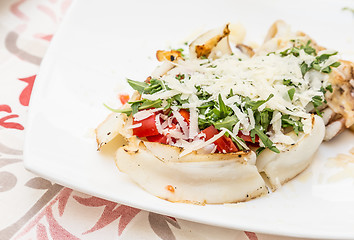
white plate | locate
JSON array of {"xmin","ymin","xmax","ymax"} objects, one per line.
[{"xmin": 24, "ymin": 0, "xmax": 354, "ymax": 239}]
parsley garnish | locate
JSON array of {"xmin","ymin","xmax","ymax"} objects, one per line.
[
  {"xmin": 243, "ymin": 94, "xmax": 274, "ymax": 111},
  {"xmin": 326, "ymin": 84, "xmax": 333, "ymax": 93},
  {"xmin": 279, "ymin": 40, "xmax": 316, "ymax": 57},
  {"xmin": 283, "ymin": 79, "xmax": 297, "ymax": 87},
  {"xmin": 311, "ymin": 52, "xmax": 341, "ymax": 74},
  {"xmin": 311, "ymin": 95, "xmax": 324, "ymax": 116},
  {"xmin": 281, "ymin": 115, "xmax": 304, "ymax": 135},
  {"xmin": 288, "ymin": 88, "xmax": 295, "ymax": 101},
  {"xmin": 278, "ymin": 41, "xmax": 341, "ymax": 76}
]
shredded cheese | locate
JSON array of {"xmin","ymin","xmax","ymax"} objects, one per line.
[
  {"xmin": 133, "ymin": 108, "xmax": 162, "ymax": 121},
  {"xmin": 180, "ymin": 129, "xmax": 227, "ymax": 157},
  {"xmin": 127, "ymin": 123, "xmax": 142, "ymax": 129}
]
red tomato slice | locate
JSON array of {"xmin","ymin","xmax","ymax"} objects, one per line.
[
  {"xmin": 179, "ymin": 109, "xmax": 190, "ymax": 124},
  {"xmin": 119, "ymin": 94, "xmax": 130, "ymax": 105},
  {"xmin": 201, "ymin": 125, "xmax": 219, "ymax": 139},
  {"xmin": 237, "ymin": 131, "xmax": 259, "ymax": 143},
  {"xmin": 222, "ymin": 136, "xmax": 239, "ymax": 152},
  {"xmin": 146, "ymin": 134, "xmax": 168, "ymax": 144},
  {"xmin": 172, "ymin": 109, "xmax": 190, "ymax": 125},
  {"xmin": 133, "ymin": 114, "xmax": 159, "ymax": 137},
  {"xmin": 146, "ymin": 122, "xmax": 179, "ymax": 144},
  {"xmin": 201, "ymin": 126, "xmax": 238, "ymax": 153}
]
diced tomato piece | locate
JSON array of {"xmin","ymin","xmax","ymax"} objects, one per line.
[
  {"xmin": 172, "ymin": 109, "xmax": 190, "ymax": 125},
  {"xmin": 179, "ymin": 109, "xmax": 190, "ymax": 124},
  {"xmin": 201, "ymin": 125, "xmax": 219, "ymax": 140},
  {"xmin": 133, "ymin": 114, "xmax": 159, "ymax": 137},
  {"xmin": 201, "ymin": 126, "xmax": 238, "ymax": 153},
  {"xmin": 237, "ymin": 131, "xmax": 259, "ymax": 143},
  {"xmin": 146, "ymin": 134, "xmax": 168, "ymax": 144},
  {"xmin": 146, "ymin": 123, "xmax": 178, "ymax": 144},
  {"xmin": 119, "ymin": 94, "xmax": 130, "ymax": 105},
  {"xmin": 222, "ymin": 136, "xmax": 239, "ymax": 152}
]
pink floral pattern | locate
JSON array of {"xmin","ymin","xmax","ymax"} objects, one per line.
[
  {"xmin": 14, "ymin": 188, "xmax": 78, "ymax": 240},
  {"xmin": 73, "ymin": 196, "xmax": 141, "ymax": 235},
  {"xmin": 18, "ymin": 75, "xmax": 36, "ymax": 107},
  {"xmin": 14, "ymin": 188, "xmax": 184, "ymax": 239},
  {"xmin": 0, "ymin": 105, "xmax": 24, "ymax": 130},
  {"xmin": 10, "ymin": 0, "xmax": 30, "ymax": 21},
  {"xmin": 245, "ymin": 231, "xmax": 259, "ymax": 240}
]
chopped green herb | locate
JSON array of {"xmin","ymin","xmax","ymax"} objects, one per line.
[
  {"xmin": 326, "ymin": 84, "xmax": 333, "ymax": 93},
  {"xmin": 302, "ymin": 41, "xmax": 316, "ymax": 56},
  {"xmin": 300, "ymin": 62, "xmax": 310, "ymax": 76},
  {"xmin": 172, "ymin": 94, "xmax": 189, "ymax": 106},
  {"xmin": 288, "ymin": 88, "xmax": 295, "ymax": 101},
  {"xmin": 281, "ymin": 115, "xmax": 304, "ymax": 135},
  {"xmin": 278, "ymin": 41, "xmax": 340, "ymax": 76},
  {"xmin": 243, "ymin": 94, "xmax": 274, "ymax": 111},
  {"xmin": 198, "ymin": 101, "xmax": 214, "ymax": 109},
  {"xmin": 311, "ymin": 95, "xmax": 324, "ymax": 116},
  {"xmin": 280, "ymin": 40, "xmax": 316, "ymax": 58},
  {"xmin": 283, "ymin": 79, "xmax": 296, "ymax": 87},
  {"xmin": 214, "ymin": 115, "xmax": 238, "ymax": 131},
  {"xmin": 227, "ymin": 89, "xmax": 234, "ymax": 98},
  {"xmin": 143, "ymin": 79, "xmax": 166, "ymax": 94},
  {"xmin": 218, "ymin": 94, "xmax": 229, "ymax": 118},
  {"xmin": 251, "ymin": 127, "xmax": 280, "ymax": 153},
  {"xmin": 127, "ymin": 79, "xmax": 148, "ymax": 94}
]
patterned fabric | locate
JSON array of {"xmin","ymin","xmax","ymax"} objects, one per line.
[{"xmin": 0, "ymin": 0, "xmax": 318, "ymax": 239}]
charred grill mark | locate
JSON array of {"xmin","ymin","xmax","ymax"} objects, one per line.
[{"xmin": 339, "ymin": 87, "xmax": 345, "ymax": 94}]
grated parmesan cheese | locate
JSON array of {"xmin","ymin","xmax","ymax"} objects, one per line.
[
  {"xmin": 133, "ymin": 108, "xmax": 163, "ymax": 121},
  {"xmin": 180, "ymin": 130, "xmax": 227, "ymax": 156},
  {"xmin": 127, "ymin": 123, "xmax": 142, "ymax": 129}
]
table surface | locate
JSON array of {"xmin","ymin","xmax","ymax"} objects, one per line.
[{"xmin": 0, "ymin": 0, "xmax": 352, "ymax": 240}]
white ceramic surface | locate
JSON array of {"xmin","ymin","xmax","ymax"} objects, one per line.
[{"xmin": 24, "ymin": 0, "xmax": 354, "ymax": 239}]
